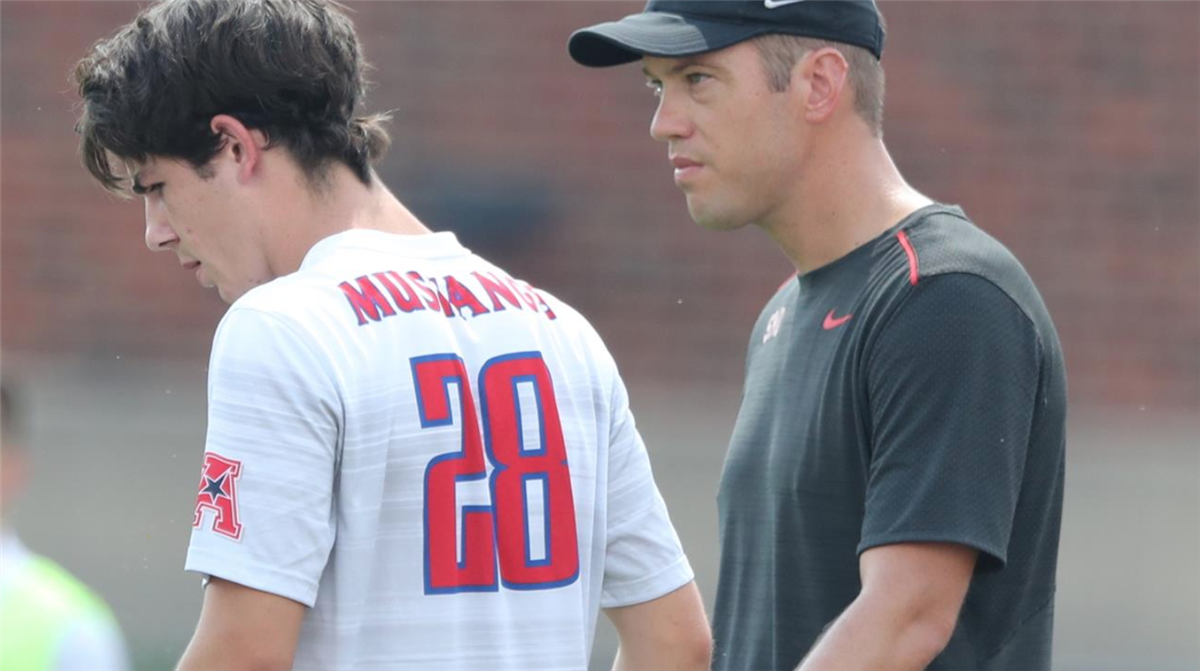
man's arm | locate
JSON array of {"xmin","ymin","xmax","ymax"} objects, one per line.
[
  {"xmin": 605, "ymin": 581, "xmax": 712, "ymax": 671},
  {"xmin": 176, "ymin": 578, "xmax": 307, "ymax": 671},
  {"xmin": 796, "ymin": 542, "xmax": 977, "ymax": 671}
]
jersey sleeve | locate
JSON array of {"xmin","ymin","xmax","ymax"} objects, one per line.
[
  {"xmin": 599, "ymin": 370, "xmax": 694, "ymax": 608},
  {"xmin": 860, "ymin": 273, "xmax": 1042, "ymax": 570},
  {"xmin": 185, "ymin": 306, "xmax": 341, "ymax": 606}
]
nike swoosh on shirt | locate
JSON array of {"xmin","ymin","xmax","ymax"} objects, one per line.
[
  {"xmin": 764, "ymin": 0, "xmax": 807, "ymax": 8},
  {"xmin": 823, "ymin": 310, "xmax": 852, "ymax": 330}
]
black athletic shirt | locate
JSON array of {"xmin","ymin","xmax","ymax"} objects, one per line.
[{"xmin": 711, "ymin": 204, "xmax": 1066, "ymax": 671}]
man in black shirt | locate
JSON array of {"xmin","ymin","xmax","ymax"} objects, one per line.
[{"xmin": 568, "ymin": 2, "xmax": 1066, "ymax": 669}]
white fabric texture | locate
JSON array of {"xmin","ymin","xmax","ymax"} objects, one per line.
[{"xmin": 185, "ymin": 230, "xmax": 692, "ymax": 670}]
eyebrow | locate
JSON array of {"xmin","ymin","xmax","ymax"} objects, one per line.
[{"xmin": 642, "ymin": 57, "xmax": 708, "ymax": 79}]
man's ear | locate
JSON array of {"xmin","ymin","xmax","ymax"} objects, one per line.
[
  {"xmin": 209, "ymin": 114, "xmax": 268, "ymax": 184},
  {"xmin": 799, "ymin": 47, "xmax": 849, "ymax": 126}
]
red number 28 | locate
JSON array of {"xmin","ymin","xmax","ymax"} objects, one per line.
[{"xmin": 412, "ymin": 352, "xmax": 579, "ymax": 594}]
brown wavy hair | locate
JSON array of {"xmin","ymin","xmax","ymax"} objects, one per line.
[{"xmin": 74, "ymin": 0, "xmax": 391, "ymax": 193}]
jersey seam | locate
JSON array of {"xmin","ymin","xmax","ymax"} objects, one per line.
[
  {"xmin": 894, "ymin": 207, "xmax": 1040, "ymax": 333},
  {"xmin": 902, "ymin": 206, "xmax": 973, "ymax": 232}
]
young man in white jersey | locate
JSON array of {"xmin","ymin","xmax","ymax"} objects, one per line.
[{"xmin": 73, "ymin": 1, "xmax": 710, "ymax": 669}]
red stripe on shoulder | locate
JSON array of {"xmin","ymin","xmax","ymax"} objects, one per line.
[
  {"xmin": 775, "ymin": 272, "xmax": 798, "ymax": 293},
  {"xmin": 896, "ymin": 230, "xmax": 919, "ymax": 286}
]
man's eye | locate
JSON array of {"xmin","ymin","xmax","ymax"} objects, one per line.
[
  {"xmin": 646, "ymin": 80, "xmax": 663, "ymax": 98},
  {"xmin": 686, "ymin": 73, "xmax": 710, "ymax": 85},
  {"xmin": 134, "ymin": 182, "xmax": 164, "ymax": 196}
]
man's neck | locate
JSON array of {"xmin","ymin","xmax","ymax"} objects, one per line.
[
  {"xmin": 761, "ymin": 136, "xmax": 932, "ymax": 275},
  {"xmin": 265, "ymin": 166, "xmax": 432, "ymax": 277}
]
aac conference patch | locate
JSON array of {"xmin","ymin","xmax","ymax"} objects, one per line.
[{"xmin": 192, "ymin": 452, "xmax": 244, "ymax": 541}]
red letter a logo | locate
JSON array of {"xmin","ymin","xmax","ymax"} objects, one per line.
[{"xmin": 193, "ymin": 453, "xmax": 244, "ymax": 541}]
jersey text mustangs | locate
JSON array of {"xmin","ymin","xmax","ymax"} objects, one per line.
[{"xmin": 339, "ymin": 270, "xmax": 557, "ymax": 326}]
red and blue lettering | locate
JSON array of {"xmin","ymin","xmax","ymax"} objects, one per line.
[
  {"xmin": 375, "ymin": 271, "xmax": 426, "ymax": 313},
  {"xmin": 415, "ymin": 351, "xmax": 579, "ymax": 594},
  {"xmin": 472, "ymin": 271, "xmax": 525, "ymax": 312},
  {"xmin": 407, "ymin": 272, "xmax": 455, "ymax": 316},
  {"xmin": 414, "ymin": 354, "xmax": 497, "ymax": 593},
  {"xmin": 444, "ymin": 275, "xmax": 490, "ymax": 318},
  {"xmin": 480, "ymin": 353, "xmax": 577, "ymax": 589},
  {"xmin": 339, "ymin": 276, "xmax": 397, "ymax": 326}
]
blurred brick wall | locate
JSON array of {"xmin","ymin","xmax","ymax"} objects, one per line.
[{"xmin": 2, "ymin": 1, "xmax": 1197, "ymax": 411}]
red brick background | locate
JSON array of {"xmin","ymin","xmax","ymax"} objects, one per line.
[{"xmin": 3, "ymin": 1, "xmax": 1198, "ymax": 411}]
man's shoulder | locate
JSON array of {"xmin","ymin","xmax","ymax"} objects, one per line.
[
  {"xmin": 898, "ymin": 206, "xmax": 1032, "ymax": 290},
  {"xmin": 861, "ymin": 205, "xmax": 1050, "ymax": 322},
  {"xmin": 866, "ymin": 206, "xmax": 1061, "ymax": 352}
]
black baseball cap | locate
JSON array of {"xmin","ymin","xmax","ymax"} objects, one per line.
[{"xmin": 569, "ymin": 0, "xmax": 885, "ymax": 68}]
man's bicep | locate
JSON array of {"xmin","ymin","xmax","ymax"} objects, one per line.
[
  {"xmin": 604, "ymin": 581, "xmax": 711, "ymax": 671},
  {"xmin": 604, "ymin": 580, "xmax": 706, "ymax": 635},
  {"xmin": 178, "ymin": 578, "xmax": 306, "ymax": 671},
  {"xmin": 860, "ymin": 542, "xmax": 977, "ymax": 609}
]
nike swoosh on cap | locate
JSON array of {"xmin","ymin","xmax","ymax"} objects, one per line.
[{"xmin": 764, "ymin": 0, "xmax": 807, "ymax": 8}]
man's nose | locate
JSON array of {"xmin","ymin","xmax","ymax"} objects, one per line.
[
  {"xmin": 144, "ymin": 199, "xmax": 177, "ymax": 252},
  {"xmin": 650, "ymin": 91, "xmax": 692, "ymax": 143}
]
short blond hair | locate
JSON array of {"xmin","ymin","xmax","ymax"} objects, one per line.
[{"xmin": 752, "ymin": 34, "xmax": 886, "ymax": 137}]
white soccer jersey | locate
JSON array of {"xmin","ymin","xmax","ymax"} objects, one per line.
[{"xmin": 185, "ymin": 230, "xmax": 693, "ymax": 670}]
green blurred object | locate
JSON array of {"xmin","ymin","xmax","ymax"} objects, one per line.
[{"xmin": 0, "ymin": 553, "xmax": 122, "ymax": 670}]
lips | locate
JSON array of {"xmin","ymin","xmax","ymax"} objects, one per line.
[
  {"xmin": 178, "ymin": 258, "xmax": 206, "ymax": 285},
  {"xmin": 671, "ymin": 156, "xmax": 703, "ymax": 184}
]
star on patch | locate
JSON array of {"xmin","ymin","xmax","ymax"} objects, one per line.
[{"xmin": 201, "ymin": 474, "xmax": 228, "ymax": 500}]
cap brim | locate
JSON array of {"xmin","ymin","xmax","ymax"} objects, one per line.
[{"xmin": 569, "ymin": 12, "xmax": 764, "ymax": 68}]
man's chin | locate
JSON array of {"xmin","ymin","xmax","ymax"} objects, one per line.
[
  {"xmin": 214, "ymin": 284, "xmax": 238, "ymax": 304},
  {"xmin": 687, "ymin": 201, "xmax": 745, "ymax": 232}
]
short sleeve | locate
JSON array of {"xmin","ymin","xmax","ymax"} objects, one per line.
[
  {"xmin": 185, "ymin": 307, "xmax": 341, "ymax": 606},
  {"xmin": 860, "ymin": 273, "xmax": 1042, "ymax": 570},
  {"xmin": 600, "ymin": 372, "xmax": 694, "ymax": 608}
]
